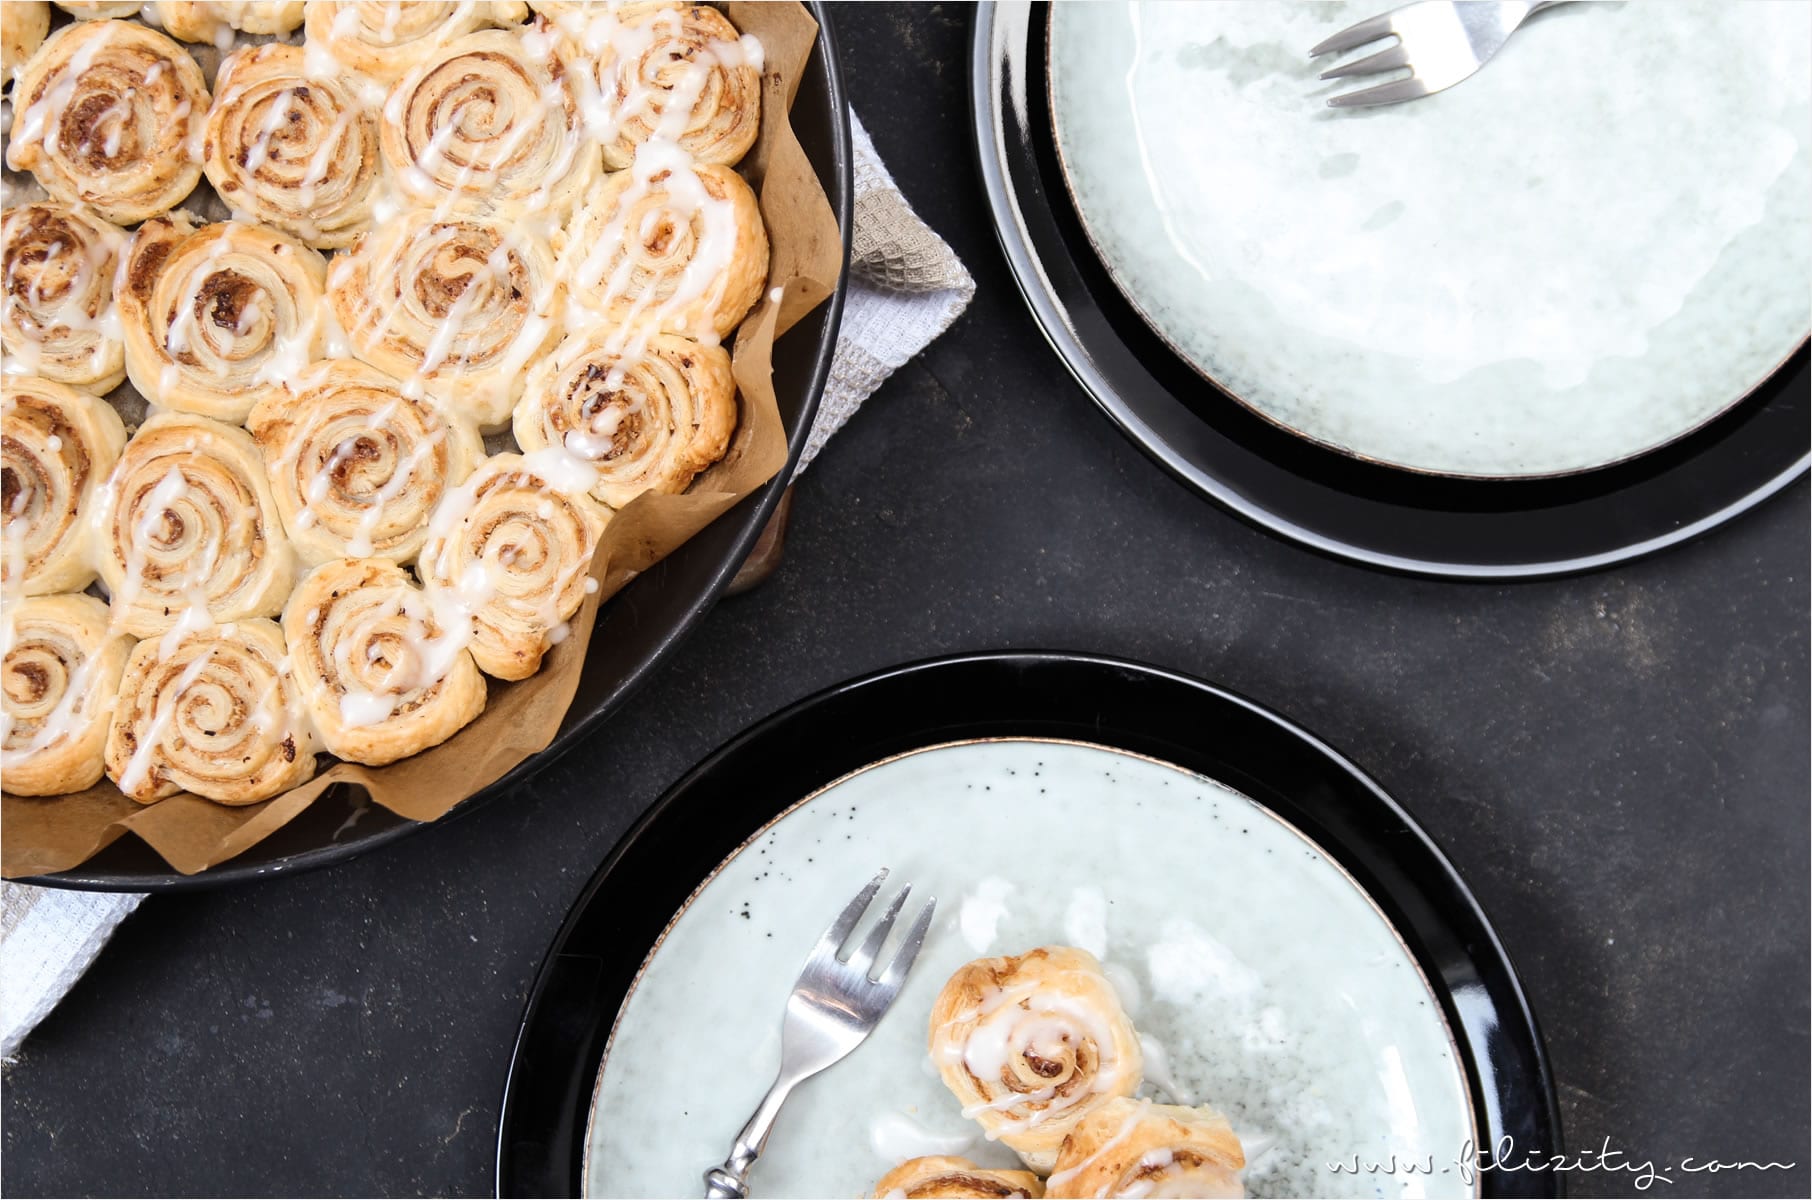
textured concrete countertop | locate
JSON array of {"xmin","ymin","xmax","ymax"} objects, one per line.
[{"xmin": 3, "ymin": 5, "xmax": 1807, "ymax": 1197}]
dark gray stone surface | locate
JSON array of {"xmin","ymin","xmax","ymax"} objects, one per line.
[{"xmin": 3, "ymin": 4, "xmax": 1807, "ymax": 1197}]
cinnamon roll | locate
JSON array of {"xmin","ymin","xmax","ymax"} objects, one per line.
[
  {"xmin": 203, "ymin": 43, "xmax": 385, "ymax": 249},
  {"xmin": 50, "ymin": 3, "xmax": 140, "ymax": 18},
  {"xmin": 1, "ymin": 594, "xmax": 131, "ymax": 797},
  {"xmin": 514, "ymin": 331, "xmax": 734, "ymax": 510},
  {"xmin": 329, "ymin": 211, "xmax": 563, "ymax": 430},
  {"xmin": 930, "ymin": 947, "xmax": 1144, "ymax": 1174},
  {"xmin": 872, "ymin": 1158, "xmax": 1044, "ymax": 1200},
  {"xmin": 417, "ymin": 453, "xmax": 608, "ymax": 681},
  {"xmin": 5, "ymin": 19, "xmax": 210, "ymax": 225},
  {"xmin": 247, "ymin": 359, "xmax": 483, "ymax": 567},
  {"xmin": 104, "ymin": 617, "xmax": 317, "ymax": 805},
  {"xmin": 92, "ymin": 412, "xmax": 295, "ymax": 638},
  {"xmin": 1, "ymin": 377, "xmax": 128, "ymax": 596},
  {"xmin": 559, "ymin": 155, "xmax": 766, "ymax": 340},
  {"xmin": 1045, "ymin": 1100, "xmax": 1246, "ymax": 1200},
  {"xmin": 527, "ymin": 0, "xmax": 682, "ymax": 41},
  {"xmin": 155, "ymin": 2, "xmax": 306, "ymax": 42},
  {"xmin": 1, "ymin": 202, "xmax": 128, "ymax": 392},
  {"xmin": 303, "ymin": 2, "xmax": 532, "ymax": 83},
  {"xmin": 281, "ymin": 556, "xmax": 487, "ymax": 766},
  {"xmin": 584, "ymin": 3, "xmax": 762, "ymax": 169},
  {"xmin": 119, "ymin": 218, "xmax": 329, "ymax": 423},
  {"xmin": 381, "ymin": 22, "xmax": 599, "ymax": 221},
  {"xmin": 2, "ymin": 3, "xmax": 50, "ymax": 86}
]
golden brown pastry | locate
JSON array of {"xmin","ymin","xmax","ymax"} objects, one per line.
[
  {"xmin": 1, "ymin": 593, "xmax": 131, "ymax": 797},
  {"xmin": 91, "ymin": 412, "xmax": 296, "ymax": 638},
  {"xmin": 302, "ymin": 1, "xmax": 531, "ymax": 83},
  {"xmin": 514, "ymin": 331, "xmax": 734, "ymax": 510},
  {"xmin": 118, "ymin": 217, "xmax": 329, "ymax": 423},
  {"xmin": 582, "ymin": 3, "xmax": 761, "ymax": 169},
  {"xmin": 2, "ymin": 2, "xmax": 50, "ymax": 86},
  {"xmin": 1, "ymin": 202, "xmax": 128, "ymax": 392},
  {"xmin": 930, "ymin": 947, "xmax": 1144, "ymax": 1174},
  {"xmin": 282, "ymin": 557, "xmax": 487, "ymax": 766},
  {"xmin": 156, "ymin": 2, "xmax": 307, "ymax": 42},
  {"xmin": 1044, "ymin": 1099, "xmax": 1246, "ymax": 1199},
  {"xmin": 105, "ymin": 617, "xmax": 317, "ymax": 805},
  {"xmin": 559, "ymin": 157, "xmax": 766, "ymax": 341},
  {"xmin": 247, "ymin": 359, "xmax": 483, "ymax": 567},
  {"xmin": 50, "ymin": 2, "xmax": 140, "ymax": 18},
  {"xmin": 417, "ymin": 453, "xmax": 609, "ymax": 680},
  {"xmin": 329, "ymin": 211, "xmax": 563, "ymax": 430},
  {"xmin": 5, "ymin": 19, "xmax": 210, "ymax": 224},
  {"xmin": 381, "ymin": 22, "xmax": 599, "ymax": 221},
  {"xmin": 872, "ymin": 1157, "xmax": 1045, "ymax": 1200},
  {"xmin": 203, "ymin": 42, "xmax": 385, "ymax": 249},
  {"xmin": 1, "ymin": 377, "xmax": 128, "ymax": 596}
]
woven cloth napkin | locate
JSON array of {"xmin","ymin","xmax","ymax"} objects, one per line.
[{"xmin": 0, "ymin": 111, "xmax": 973, "ymax": 1060}]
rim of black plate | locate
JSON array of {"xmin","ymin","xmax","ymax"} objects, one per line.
[
  {"xmin": 19, "ymin": 4, "xmax": 855, "ymax": 893},
  {"xmin": 495, "ymin": 650, "xmax": 1564, "ymax": 1199},
  {"xmin": 970, "ymin": 0, "xmax": 1808, "ymax": 581}
]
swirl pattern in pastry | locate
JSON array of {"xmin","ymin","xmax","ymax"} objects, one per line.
[
  {"xmin": 5, "ymin": 19, "xmax": 210, "ymax": 225},
  {"xmin": 204, "ymin": 42, "xmax": 386, "ymax": 249},
  {"xmin": 871, "ymin": 1157, "xmax": 1045, "ymax": 1200},
  {"xmin": 330, "ymin": 210, "xmax": 564, "ymax": 429},
  {"xmin": 381, "ymin": 22, "xmax": 599, "ymax": 221},
  {"xmin": 1044, "ymin": 1099, "xmax": 1246, "ymax": 1200},
  {"xmin": 303, "ymin": 1, "xmax": 531, "ymax": 83},
  {"xmin": 929, "ymin": 947, "xmax": 1145, "ymax": 1174},
  {"xmin": 514, "ymin": 331, "xmax": 734, "ymax": 510},
  {"xmin": 282, "ymin": 556, "xmax": 487, "ymax": 766},
  {"xmin": 559, "ymin": 150, "xmax": 766, "ymax": 340},
  {"xmin": 583, "ymin": 3, "xmax": 762, "ymax": 170},
  {"xmin": 1, "ymin": 376, "xmax": 128, "ymax": 596},
  {"xmin": 105, "ymin": 617, "xmax": 317, "ymax": 804},
  {"xmin": 248, "ymin": 359, "xmax": 483, "ymax": 567},
  {"xmin": 2, "ymin": 593, "xmax": 131, "ymax": 797},
  {"xmin": 92, "ymin": 412, "xmax": 296, "ymax": 638},
  {"xmin": 418, "ymin": 452, "xmax": 608, "ymax": 680},
  {"xmin": 1, "ymin": 202, "xmax": 128, "ymax": 392},
  {"xmin": 120, "ymin": 218, "xmax": 329, "ymax": 422}
]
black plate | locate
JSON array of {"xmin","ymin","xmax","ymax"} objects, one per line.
[
  {"xmin": 971, "ymin": 2, "xmax": 1808, "ymax": 580},
  {"xmin": 496, "ymin": 651, "xmax": 1562, "ymax": 1198},
  {"xmin": 23, "ymin": 6, "xmax": 854, "ymax": 892}
]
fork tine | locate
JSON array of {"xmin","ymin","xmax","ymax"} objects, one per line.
[
  {"xmin": 875, "ymin": 898, "xmax": 936, "ymax": 994},
  {"xmin": 1319, "ymin": 42, "xmax": 1412, "ymax": 81},
  {"xmin": 1327, "ymin": 75, "xmax": 1434, "ymax": 108},
  {"xmin": 845, "ymin": 884, "xmax": 911, "ymax": 976},
  {"xmin": 1307, "ymin": 12, "xmax": 1397, "ymax": 59},
  {"xmin": 810, "ymin": 869, "xmax": 887, "ymax": 960}
]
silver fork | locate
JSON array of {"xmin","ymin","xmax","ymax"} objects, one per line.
[
  {"xmin": 702, "ymin": 869, "xmax": 936, "ymax": 1199},
  {"xmin": 1311, "ymin": 1, "xmax": 1574, "ymax": 109}
]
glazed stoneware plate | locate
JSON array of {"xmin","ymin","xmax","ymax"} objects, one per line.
[
  {"xmin": 496, "ymin": 653, "xmax": 1560, "ymax": 1198},
  {"xmin": 588, "ymin": 740, "xmax": 1473, "ymax": 1198},
  {"xmin": 1047, "ymin": 1, "xmax": 1811, "ymax": 479},
  {"xmin": 971, "ymin": 1, "xmax": 1808, "ymax": 578}
]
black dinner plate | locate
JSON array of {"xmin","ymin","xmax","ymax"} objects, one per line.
[
  {"xmin": 21, "ymin": 5, "xmax": 854, "ymax": 892},
  {"xmin": 496, "ymin": 651, "xmax": 1562, "ymax": 1198},
  {"xmin": 971, "ymin": 2, "xmax": 1808, "ymax": 580}
]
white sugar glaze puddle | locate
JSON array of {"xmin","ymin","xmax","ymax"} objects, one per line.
[
  {"xmin": 586, "ymin": 739, "xmax": 1475, "ymax": 1198},
  {"xmin": 1048, "ymin": 1, "xmax": 1811, "ymax": 478}
]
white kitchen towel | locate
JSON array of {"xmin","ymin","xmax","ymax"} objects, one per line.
[{"xmin": 0, "ymin": 109, "xmax": 972, "ymax": 1061}]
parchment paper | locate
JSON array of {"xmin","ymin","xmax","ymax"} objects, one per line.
[{"xmin": 1, "ymin": 1, "xmax": 843, "ymax": 878}]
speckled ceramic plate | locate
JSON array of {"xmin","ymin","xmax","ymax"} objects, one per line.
[
  {"xmin": 1047, "ymin": 1, "xmax": 1811, "ymax": 479},
  {"xmin": 586, "ymin": 740, "xmax": 1473, "ymax": 1199},
  {"xmin": 496, "ymin": 653, "xmax": 1560, "ymax": 1198}
]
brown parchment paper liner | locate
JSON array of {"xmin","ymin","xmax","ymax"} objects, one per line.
[{"xmin": 1, "ymin": 2, "xmax": 842, "ymax": 878}]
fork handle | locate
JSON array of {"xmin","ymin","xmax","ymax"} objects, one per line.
[{"xmin": 703, "ymin": 1076, "xmax": 796, "ymax": 1198}]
